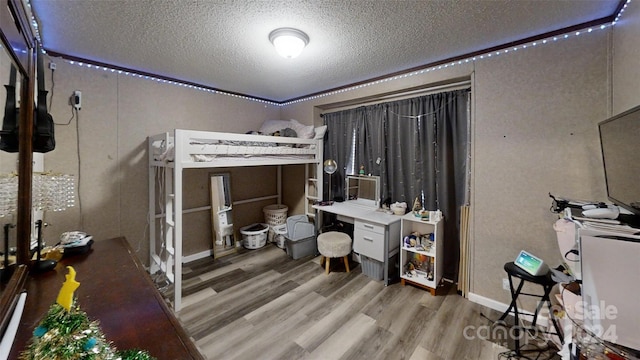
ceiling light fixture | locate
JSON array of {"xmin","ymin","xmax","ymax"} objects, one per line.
[{"xmin": 269, "ymin": 27, "xmax": 309, "ymax": 59}]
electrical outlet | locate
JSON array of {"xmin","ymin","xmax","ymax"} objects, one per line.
[
  {"xmin": 502, "ymin": 278, "xmax": 510, "ymax": 291},
  {"xmin": 48, "ymin": 62, "xmax": 56, "ymax": 70}
]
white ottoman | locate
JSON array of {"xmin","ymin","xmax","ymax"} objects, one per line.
[{"xmin": 317, "ymin": 231, "xmax": 352, "ymax": 274}]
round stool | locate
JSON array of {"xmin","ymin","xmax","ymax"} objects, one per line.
[{"xmin": 317, "ymin": 231, "xmax": 352, "ymax": 275}]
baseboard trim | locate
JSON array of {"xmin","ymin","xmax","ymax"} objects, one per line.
[
  {"xmin": 183, "ymin": 250, "xmax": 213, "ymax": 263},
  {"xmin": 468, "ymin": 292, "xmax": 510, "ymax": 314},
  {"xmin": 468, "ymin": 292, "xmax": 549, "ymax": 325}
]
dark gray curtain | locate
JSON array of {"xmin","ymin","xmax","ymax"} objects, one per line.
[
  {"xmin": 322, "ymin": 88, "xmax": 470, "ymax": 281},
  {"xmin": 322, "ymin": 106, "xmax": 383, "ymax": 199},
  {"xmin": 323, "ymin": 107, "xmax": 360, "ymax": 200}
]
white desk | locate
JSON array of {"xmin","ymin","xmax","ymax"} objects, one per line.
[{"xmin": 313, "ymin": 201, "xmax": 402, "ymax": 285}]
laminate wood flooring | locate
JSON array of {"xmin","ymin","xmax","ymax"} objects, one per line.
[{"xmin": 165, "ymin": 244, "xmax": 560, "ymax": 360}]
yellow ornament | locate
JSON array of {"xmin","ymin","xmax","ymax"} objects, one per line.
[{"xmin": 56, "ymin": 266, "xmax": 80, "ymax": 311}]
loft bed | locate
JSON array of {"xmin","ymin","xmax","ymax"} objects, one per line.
[{"xmin": 148, "ymin": 128, "xmax": 324, "ymax": 311}]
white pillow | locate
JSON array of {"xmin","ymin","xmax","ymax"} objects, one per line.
[
  {"xmin": 259, "ymin": 120, "xmax": 292, "ymax": 135},
  {"xmin": 314, "ymin": 125, "xmax": 327, "ymax": 140},
  {"xmin": 289, "ymin": 119, "xmax": 315, "ymax": 139},
  {"xmin": 259, "ymin": 119, "xmax": 316, "ymax": 139}
]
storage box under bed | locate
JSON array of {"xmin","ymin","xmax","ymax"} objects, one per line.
[{"xmin": 285, "ymin": 235, "xmax": 317, "ymax": 260}]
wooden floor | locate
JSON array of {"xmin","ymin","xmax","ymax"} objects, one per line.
[{"xmin": 166, "ymin": 244, "xmax": 560, "ymax": 360}]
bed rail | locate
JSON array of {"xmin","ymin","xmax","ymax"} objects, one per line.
[{"xmin": 150, "ymin": 129, "xmax": 321, "ymax": 168}]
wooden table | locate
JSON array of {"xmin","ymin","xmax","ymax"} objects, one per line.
[{"xmin": 9, "ymin": 237, "xmax": 203, "ymax": 359}]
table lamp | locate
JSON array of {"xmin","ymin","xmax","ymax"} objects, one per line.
[{"xmin": 323, "ymin": 159, "xmax": 337, "ymax": 202}]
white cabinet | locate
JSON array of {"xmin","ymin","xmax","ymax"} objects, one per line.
[
  {"xmin": 352, "ymin": 218, "xmax": 401, "ymax": 283},
  {"xmin": 354, "ymin": 220, "xmax": 386, "ymax": 261},
  {"xmin": 399, "ymin": 213, "xmax": 443, "ymax": 295}
]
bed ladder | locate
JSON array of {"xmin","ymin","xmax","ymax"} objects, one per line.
[
  {"xmin": 305, "ymin": 154, "xmax": 323, "ymax": 218},
  {"xmin": 305, "ymin": 167, "xmax": 318, "ymax": 218},
  {"xmin": 149, "ymin": 167, "xmax": 176, "ymax": 285}
]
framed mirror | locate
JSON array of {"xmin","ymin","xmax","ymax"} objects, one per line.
[
  {"xmin": 0, "ymin": 0, "xmax": 36, "ymax": 338},
  {"xmin": 0, "ymin": 35, "xmax": 20, "ymax": 277},
  {"xmin": 345, "ymin": 175, "xmax": 380, "ymax": 208},
  {"xmin": 210, "ymin": 172, "xmax": 236, "ymax": 258}
]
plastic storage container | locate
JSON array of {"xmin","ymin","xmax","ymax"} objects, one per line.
[
  {"xmin": 284, "ymin": 214, "xmax": 317, "ymax": 259},
  {"xmin": 361, "ymin": 255, "xmax": 384, "ymax": 280},
  {"xmin": 285, "ymin": 235, "xmax": 317, "ymax": 260},
  {"xmin": 240, "ymin": 223, "xmax": 269, "ymax": 249}
]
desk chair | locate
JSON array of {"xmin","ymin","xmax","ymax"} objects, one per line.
[{"xmin": 499, "ymin": 262, "xmax": 564, "ymax": 356}]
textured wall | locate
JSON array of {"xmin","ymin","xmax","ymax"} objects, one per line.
[
  {"xmin": 42, "ymin": 61, "xmax": 281, "ymax": 262},
  {"xmin": 613, "ymin": 0, "xmax": 640, "ymax": 114},
  {"xmin": 472, "ymin": 31, "xmax": 609, "ymax": 306}
]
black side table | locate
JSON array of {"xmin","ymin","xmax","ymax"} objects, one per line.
[{"xmin": 499, "ymin": 262, "xmax": 564, "ymax": 356}]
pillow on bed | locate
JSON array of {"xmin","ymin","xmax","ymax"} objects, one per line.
[
  {"xmin": 259, "ymin": 120, "xmax": 293, "ymax": 135},
  {"xmin": 289, "ymin": 119, "xmax": 315, "ymax": 139},
  {"xmin": 314, "ymin": 125, "xmax": 327, "ymax": 140},
  {"xmin": 259, "ymin": 119, "xmax": 315, "ymax": 139}
]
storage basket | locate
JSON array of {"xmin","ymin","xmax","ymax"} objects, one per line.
[
  {"xmin": 361, "ymin": 255, "xmax": 384, "ymax": 281},
  {"xmin": 273, "ymin": 223, "xmax": 288, "ymax": 249},
  {"xmin": 263, "ymin": 204, "xmax": 288, "ymax": 242},
  {"xmin": 240, "ymin": 223, "xmax": 269, "ymax": 249}
]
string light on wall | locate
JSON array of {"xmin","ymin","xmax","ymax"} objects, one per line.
[
  {"xmin": 0, "ymin": 171, "xmax": 75, "ymax": 272},
  {"xmin": 614, "ymin": 0, "xmax": 632, "ymax": 23},
  {"xmin": 0, "ymin": 172, "xmax": 75, "ymax": 217},
  {"xmin": 31, "ymin": 0, "xmax": 632, "ymax": 106},
  {"xmin": 281, "ymin": 20, "xmax": 619, "ymax": 105},
  {"xmin": 62, "ymin": 59, "xmax": 280, "ymax": 106},
  {"xmin": 0, "ymin": 174, "xmax": 19, "ymax": 217},
  {"xmin": 32, "ymin": 172, "xmax": 76, "ymax": 212}
]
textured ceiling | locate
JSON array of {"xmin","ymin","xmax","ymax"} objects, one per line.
[{"xmin": 30, "ymin": 0, "xmax": 620, "ymax": 102}]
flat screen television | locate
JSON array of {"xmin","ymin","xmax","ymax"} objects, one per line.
[{"xmin": 598, "ymin": 104, "xmax": 640, "ymax": 222}]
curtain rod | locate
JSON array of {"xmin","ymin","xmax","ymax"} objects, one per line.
[{"xmin": 320, "ymin": 79, "xmax": 471, "ymax": 115}]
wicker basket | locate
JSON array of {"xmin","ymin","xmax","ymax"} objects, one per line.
[
  {"xmin": 263, "ymin": 204, "xmax": 288, "ymax": 242},
  {"xmin": 240, "ymin": 223, "xmax": 269, "ymax": 249}
]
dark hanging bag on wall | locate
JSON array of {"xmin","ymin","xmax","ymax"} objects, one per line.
[
  {"xmin": 33, "ymin": 44, "xmax": 55, "ymax": 153},
  {"xmin": 0, "ymin": 44, "xmax": 56, "ymax": 153},
  {"xmin": 0, "ymin": 65, "xmax": 19, "ymax": 152}
]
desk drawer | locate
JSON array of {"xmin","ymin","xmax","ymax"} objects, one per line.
[
  {"xmin": 355, "ymin": 220, "xmax": 385, "ymax": 235},
  {"xmin": 354, "ymin": 228, "xmax": 385, "ymax": 262}
]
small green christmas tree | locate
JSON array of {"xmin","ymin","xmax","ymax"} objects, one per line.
[{"xmin": 20, "ymin": 266, "xmax": 155, "ymax": 360}]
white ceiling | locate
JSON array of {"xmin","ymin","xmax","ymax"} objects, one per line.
[{"xmin": 30, "ymin": 0, "xmax": 620, "ymax": 103}]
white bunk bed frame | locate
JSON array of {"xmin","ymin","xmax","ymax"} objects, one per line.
[{"xmin": 148, "ymin": 129, "xmax": 323, "ymax": 311}]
